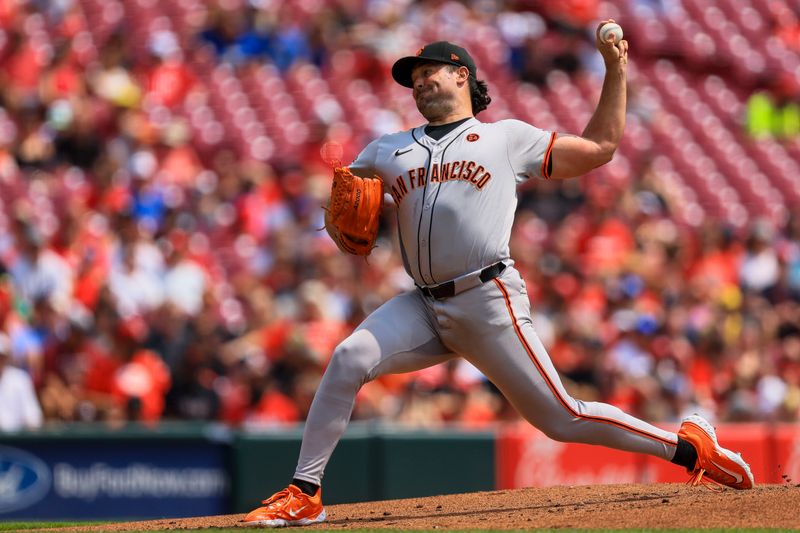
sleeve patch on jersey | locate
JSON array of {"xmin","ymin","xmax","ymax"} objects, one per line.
[
  {"xmin": 541, "ymin": 131, "xmax": 557, "ymax": 179},
  {"xmin": 466, "ymin": 133, "xmax": 480, "ymax": 142}
]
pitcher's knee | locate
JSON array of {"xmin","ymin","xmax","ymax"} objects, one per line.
[
  {"xmin": 541, "ymin": 423, "xmax": 577, "ymax": 442},
  {"xmin": 324, "ymin": 333, "xmax": 377, "ymax": 393},
  {"xmin": 535, "ymin": 415, "xmax": 584, "ymax": 443}
]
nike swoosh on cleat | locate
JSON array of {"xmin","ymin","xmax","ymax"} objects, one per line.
[
  {"xmin": 394, "ymin": 148, "xmax": 413, "ymax": 156},
  {"xmin": 287, "ymin": 506, "xmax": 308, "ymax": 518},
  {"xmin": 709, "ymin": 459, "xmax": 743, "ymax": 484}
]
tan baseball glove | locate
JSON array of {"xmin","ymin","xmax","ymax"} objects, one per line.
[{"xmin": 324, "ymin": 165, "xmax": 383, "ymax": 256}]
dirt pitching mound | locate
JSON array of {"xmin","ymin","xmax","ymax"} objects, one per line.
[{"xmin": 61, "ymin": 484, "xmax": 799, "ymax": 530}]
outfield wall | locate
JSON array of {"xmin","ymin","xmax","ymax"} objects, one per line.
[{"xmin": 0, "ymin": 422, "xmax": 796, "ymax": 520}]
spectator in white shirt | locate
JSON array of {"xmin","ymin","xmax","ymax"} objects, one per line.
[
  {"xmin": 0, "ymin": 333, "xmax": 43, "ymax": 432},
  {"xmin": 109, "ymin": 245, "xmax": 165, "ymax": 317},
  {"xmin": 7, "ymin": 224, "xmax": 73, "ymax": 311},
  {"xmin": 163, "ymin": 236, "xmax": 207, "ymax": 316}
]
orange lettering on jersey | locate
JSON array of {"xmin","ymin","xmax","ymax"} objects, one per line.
[
  {"xmin": 440, "ymin": 162, "xmax": 452, "ymax": 181},
  {"xmin": 396, "ymin": 174, "xmax": 408, "ymax": 195},
  {"xmin": 459, "ymin": 160, "xmax": 471, "ymax": 181},
  {"xmin": 390, "ymin": 175, "xmax": 408, "ymax": 205},
  {"xmin": 416, "ymin": 167, "xmax": 426, "ymax": 187},
  {"xmin": 449, "ymin": 161, "xmax": 460, "ymax": 180},
  {"xmin": 476, "ymin": 172, "xmax": 492, "ymax": 189},
  {"xmin": 430, "ymin": 163, "xmax": 440, "ymax": 183},
  {"xmin": 390, "ymin": 185, "xmax": 402, "ymax": 205},
  {"xmin": 462, "ymin": 161, "xmax": 476, "ymax": 181},
  {"xmin": 469, "ymin": 165, "xmax": 484, "ymax": 184},
  {"xmin": 399, "ymin": 161, "xmax": 492, "ymax": 193}
]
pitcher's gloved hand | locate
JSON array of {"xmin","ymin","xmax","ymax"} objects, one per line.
[{"xmin": 325, "ymin": 166, "xmax": 383, "ymax": 256}]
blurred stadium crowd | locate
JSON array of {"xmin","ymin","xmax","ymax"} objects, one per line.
[{"xmin": 1, "ymin": 0, "xmax": 799, "ymax": 432}]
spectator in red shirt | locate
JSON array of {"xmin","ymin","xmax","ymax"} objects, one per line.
[{"xmin": 110, "ymin": 318, "xmax": 171, "ymax": 423}]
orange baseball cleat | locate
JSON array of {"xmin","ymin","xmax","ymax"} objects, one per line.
[
  {"xmin": 242, "ymin": 484, "xmax": 326, "ymax": 527},
  {"xmin": 678, "ymin": 414, "xmax": 754, "ymax": 490}
]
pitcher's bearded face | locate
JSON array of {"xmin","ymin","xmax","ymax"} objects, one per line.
[{"xmin": 411, "ymin": 63, "xmax": 459, "ymax": 120}]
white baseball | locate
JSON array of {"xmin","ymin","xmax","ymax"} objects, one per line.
[{"xmin": 599, "ymin": 22, "xmax": 623, "ymax": 44}]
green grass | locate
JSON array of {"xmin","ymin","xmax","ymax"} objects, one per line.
[{"xmin": 0, "ymin": 523, "xmax": 100, "ymax": 531}]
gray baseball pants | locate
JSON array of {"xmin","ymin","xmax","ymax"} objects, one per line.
[{"xmin": 293, "ymin": 265, "xmax": 678, "ymax": 484}]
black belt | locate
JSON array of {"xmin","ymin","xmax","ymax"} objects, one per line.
[{"xmin": 417, "ymin": 262, "xmax": 506, "ymax": 300}]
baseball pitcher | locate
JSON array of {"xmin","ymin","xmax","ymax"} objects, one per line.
[{"xmin": 243, "ymin": 20, "xmax": 753, "ymax": 528}]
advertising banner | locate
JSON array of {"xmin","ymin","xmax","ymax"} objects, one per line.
[
  {"xmin": 498, "ymin": 422, "xmax": 780, "ymax": 488},
  {"xmin": 771, "ymin": 424, "xmax": 800, "ymax": 485},
  {"xmin": 496, "ymin": 422, "xmax": 646, "ymax": 489},
  {"xmin": 0, "ymin": 438, "xmax": 230, "ymax": 520}
]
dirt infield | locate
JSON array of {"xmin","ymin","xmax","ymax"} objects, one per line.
[{"xmin": 61, "ymin": 484, "xmax": 799, "ymax": 530}]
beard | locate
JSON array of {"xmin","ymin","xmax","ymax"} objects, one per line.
[{"xmin": 415, "ymin": 90, "xmax": 456, "ymax": 121}]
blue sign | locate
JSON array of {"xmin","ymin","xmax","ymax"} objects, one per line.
[
  {"xmin": 0, "ymin": 446, "xmax": 51, "ymax": 514},
  {"xmin": 0, "ymin": 440, "xmax": 230, "ymax": 519}
]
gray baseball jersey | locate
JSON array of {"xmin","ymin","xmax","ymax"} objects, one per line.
[
  {"xmin": 350, "ymin": 118, "xmax": 556, "ymax": 285},
  {"xmin": 292, "ymin": 117, "xmax": 679, "ymax": 486}
]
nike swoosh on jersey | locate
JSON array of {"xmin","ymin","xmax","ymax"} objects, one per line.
[
  {"xmin": 709, "ymin": 459, "xmax": 743, "ymax": 484},
  {"xmin": 394, "ymin": 148, "xmax": 413, "ymax": 156}
]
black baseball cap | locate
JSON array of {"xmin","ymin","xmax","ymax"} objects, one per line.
[{"xmin": 391, "ymin": 41, "xmax": 477, "ymax": 88}]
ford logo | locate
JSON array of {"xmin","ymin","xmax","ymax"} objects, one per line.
[{"xmin": 0, "ymin": 446, "xmax": 51, "ymax": 513}]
